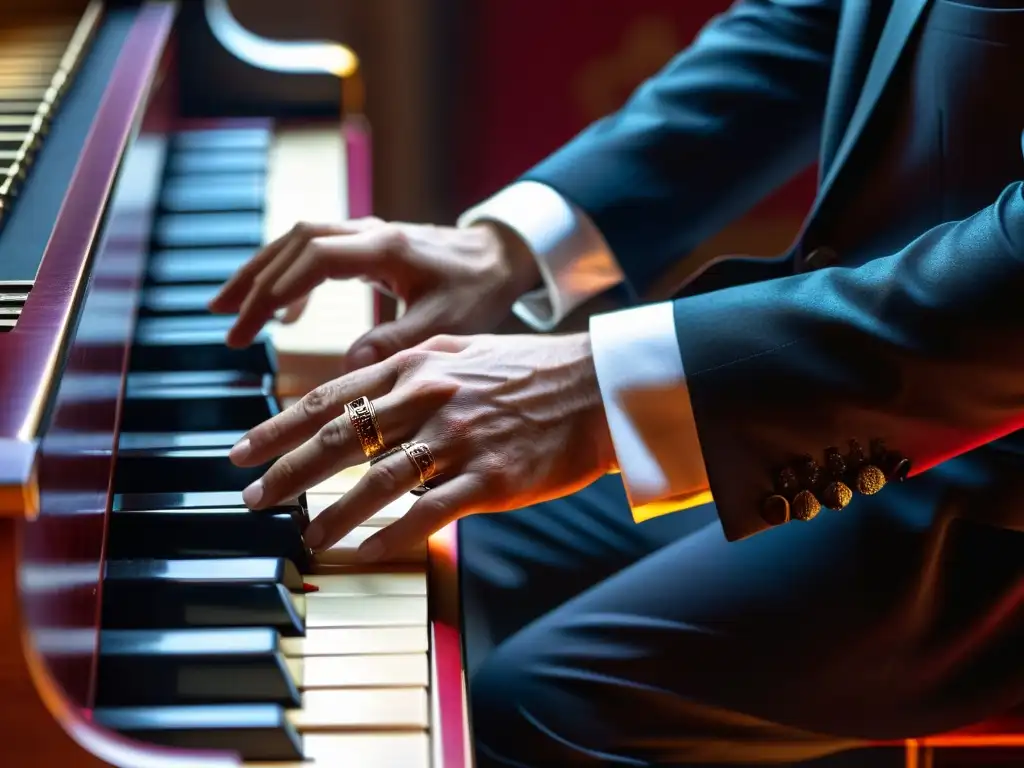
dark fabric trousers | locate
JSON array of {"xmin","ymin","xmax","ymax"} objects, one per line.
[{"xmin": 459, "ymin": 468, "xmax": 1024, "ymax": 766}]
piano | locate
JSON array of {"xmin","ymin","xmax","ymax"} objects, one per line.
[{"xmin": 0, "ymin": 2, "xmax": 470, "ymax": 766}]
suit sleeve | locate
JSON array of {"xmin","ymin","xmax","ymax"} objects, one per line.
[
  {"xmin": 675, "ymin": 182, "xmax": 1024, "ymax": 541},
  {"xmin": 524, "ymin": 0, "xmax": 841, "ymax": 299}
]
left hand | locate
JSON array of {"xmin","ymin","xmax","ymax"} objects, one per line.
[{"xmin": 230, "ymin": 332, "xmax": 617, "ymax": 560}]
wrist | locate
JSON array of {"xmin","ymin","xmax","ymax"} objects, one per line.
[
  {"xmin": 570, "ymin": 331, "xmax": 618, "ymax": 474},
  {"xmin": 475, "ymin": 221, "xmax": 542, "ymax": 299}
]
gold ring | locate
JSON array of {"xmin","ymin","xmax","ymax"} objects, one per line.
[
  {"xmin": 345, "ymin": 396, "xmax": 386, "ymax": 460},
  {"xmin": 401, "ymin": 441, "xmax": 437, "ymax": 487},
  {"xmin": 370, "ymin": 442, "xmax": 438, "ymax": 495}
]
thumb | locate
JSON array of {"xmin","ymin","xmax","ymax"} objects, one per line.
[{"xmin": 345, "ymin": 304, "xmax": 439, "ymax": 372}]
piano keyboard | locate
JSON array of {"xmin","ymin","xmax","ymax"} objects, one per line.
[
  {"xmin": 93, "ymin": 125, "xmax": 463, "ymax": 766},
  {"xmin": 0, "ymin": 3, "xmax": 101, "ymax": 331},
  {"xmin": 0, "ymin": 3, "xmax": 100, "ymax": 231}
]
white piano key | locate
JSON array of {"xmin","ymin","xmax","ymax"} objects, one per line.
[
  {"xmin": 246, "ymin": 732, "xmax": 429, "ymax": 767},
  {"xmin": 302, "ymin": 571, "xmax": 427, "ymax": 596},
  {"xmin": 264, "ymin": 126, "xmax": 375, "ymax": 398},
  {"xmin": 280, "ymin": 626, "xmax": 429, "ymax": 657},
  {"xmin": 287, "ymin": 687, "xmax": 429, "ymax": 731},
  {"xmin": 305, "ymin": 595, "xmax": 428, "ymax": 628},
  {"xmin": 288, "ymin": 653, "xmax": 429, "ymax": 689}
]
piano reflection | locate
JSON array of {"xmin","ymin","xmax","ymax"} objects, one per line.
[{"xmin": 0, "ymin": 2, "xmax": 470, "ymax": 766}]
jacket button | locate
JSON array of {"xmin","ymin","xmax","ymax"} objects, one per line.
[
  {"xmin": 761, "ymin": 495, "xmax": 791, "ymax": 526},
  {"xmin": 803, "ymin": 246, "xmax": 840, "ymax": 270}
]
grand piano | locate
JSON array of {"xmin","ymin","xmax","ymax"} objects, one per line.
[{"xmin": 0, "ymin": 1, "xmax": 469, "ymax": 766}]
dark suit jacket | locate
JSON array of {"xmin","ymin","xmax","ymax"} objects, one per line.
[{"xmin": 524, "ymin": 0, "xmax": 1024, "ymax": 543}]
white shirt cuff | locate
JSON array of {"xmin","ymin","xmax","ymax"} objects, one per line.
[
  {"xmin": 458, "ymin": 181, "xmax": 624, "ymax": 331},
  {"xmin": 589, "ymin": 302, "xmax": 712, "ymax": 522}
]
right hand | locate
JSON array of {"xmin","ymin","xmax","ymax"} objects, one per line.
[{"xmin": 208, "ymin": 218, "xmax": 540, "ymax": 371}]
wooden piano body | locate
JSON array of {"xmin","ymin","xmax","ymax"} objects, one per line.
[{"xmin": 0, "ymin": 2, "xmax": 470, "ymax": 766}]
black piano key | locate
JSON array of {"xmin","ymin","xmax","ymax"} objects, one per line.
[
  {"xmin": 112, "ymin": 490, "xmax": 309, "ymax": 531},
  {"xmin": 92, "ymin": 704, "xmax": 303, "ymax": 761},
  {"xmin": 154, "ymin": 212, "xmax": 264, "ymax": 250},
  {"xmin": 102, "ymin": 558, "xmax": 306, "ymax": 636},
  {"xmin": 139, "ymin": 284, "xmax": 222, "ymax": 316},
  {"xmin": 113, "ymin": 490, "xmax": 307, "ymax": 518},
  {"xmin": 120, "ymin": 379, "xmax": 277, "ymax": 433},
  {"xmin": 118, "ymin": 431, "xmax": 245, "ymax": 451},
  {"xmin": 130, "ymin": 320, "xmax": 276, "ymax": 375},
  {"xmin": 95, "ymin": 628, "xmax": 301, "ymax": 708},
  {"xmin": 127, "ymin": 370, "xmax": 265, "ymax": 391},
  {"xmin": 167, "ymin": 149, "xmax": 268, "ymax": 176},
  {"xmin": 147, "ymin": 247, "xmax": 252, "ymax": 285},
  {"xmin": 137, "ymin": 314, "xmax": 236, "ymax": 334},
  {"xmin": 172, "ymin": 128, "xmax": 272, "ymax": 152},
  {"xmin": 106, "ymin": 507, "xmax": 311, "ymax": 572},
  {"xmin": 114, "ymin": 448, "xmax": 271, "ymax": 495},
  {"xmin": 160, "ymin": 174, "xmax": 265, "ymax": 213}
]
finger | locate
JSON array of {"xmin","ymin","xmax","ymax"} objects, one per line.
[
  {"xmin": 212, "ymin": 218, "xmax": 385, "ymax": 314},
  {"xmin": 208, "ymin": 227, "xmax": 294, "ymax": 313},
  {"xmin": 268, "ymin": 228, "xmax": 400, "ymax": 310},
  {"xmin": 280, "ymin": 295, "xmax": 309, "ymax": 324},
  {"xmin": 230, "ymin": 360, "xmax": 398, "ymax": 468},
  {"xmin": 303, "ymin": 446, "xmax": 424, "ymax": 551},
  {"xmin": 344, "ymin": 301, "xmax": 442, "ymax": 371},
  {"xmin": 357, "ymin": 474, "xmax": 484, "ymax": 562},
  {"xmin": 227, "ymin": 228, "xmax": 398, "ymax": 349},
  {"xmin": 241, "ymin": 388, "xmax": 424, "ymax": 510},
  {"xmin": 225, "ymin": 234, "xmax": 310, "ymax": 348}
]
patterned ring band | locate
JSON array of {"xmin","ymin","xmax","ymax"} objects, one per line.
[
  {"xmin": 401, "ymin": 442, "xmax": 438, "ymax": 486},
  {"xmin": 369, "ymin": 442, "xmax": 439, "ymax": 496},
  {"xmin": 345, "ymin": 396, "xmax": 386, "ymax": 460}
]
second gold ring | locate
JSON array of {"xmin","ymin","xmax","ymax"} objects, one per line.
[
  {"xmin": 370, "ymin": 441, "xmax": 439, "ymax": 494},
  {"xmin": 345, "ymin": 395, "xmax": 386, "ymax": 460}
]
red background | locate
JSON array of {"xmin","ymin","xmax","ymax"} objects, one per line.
[{"xmin": 457, "ymin": 0, "xmax": 817, "ymax": 264}]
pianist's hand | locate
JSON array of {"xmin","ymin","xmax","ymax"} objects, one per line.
[
  {"xmin": 208, "ymin": 218, "xmax": 540, "ymax": 366},
  {"xmin": 228, "ymin": 332, "xmax": 616, "ymax": 559}
]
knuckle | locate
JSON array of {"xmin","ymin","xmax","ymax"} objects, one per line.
[
  {"xmin": 381, "ymin": 224, "xmax": 410, "ymax": 254},
  {"xmin": 317, "ymin": 417, "xmax": 348, "ymax": 449},
  {"xmin": 268, "ymin": 455, "xmax": 297, "ymax": 489},
  {"xmin": 254, "ymin": 417, "xmax": 283, "ymax": 447},
  {"xmin": 478, "ymin": 454, "xmax": 513, "ymax": 492},
  {"xmin": 441, "ymin": 412, "xmax": 473, "ymax": 439},
  {"xmin": 392, "ymin": 347, "xmax": 425, "ymax": 374},
  {"xmin": 421, "ymin": 334, "xmax": 453, "ymax": 351},
  {"xmin": 301, "ymin": 384, "xmax": 335, "ymax": 417},
  {"xmin": 368, "ymin": 461, "xmax": 403, "ymax": 492}
]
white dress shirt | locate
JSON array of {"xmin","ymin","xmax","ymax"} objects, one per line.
[{"xmin": 458, "ymin": 181, "xmax": 712, "ymax": 521}]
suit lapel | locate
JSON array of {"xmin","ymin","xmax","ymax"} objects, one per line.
[
  {"xmin": 809, "ymin": 0, "xmax": 932, "ymax": 221},
  {"xmin": 818, "ymin": 1, "xmax": 874, "ymax": 177}
]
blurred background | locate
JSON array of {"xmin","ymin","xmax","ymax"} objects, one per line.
[{"xmin": 178, "ymin": 0, "xmax": 816, "ymax": 266}]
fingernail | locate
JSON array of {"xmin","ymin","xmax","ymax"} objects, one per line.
[
  {"xmin": 357, "ymin": 538, "xmax": 385, "ymax": 562},
  {"xmin": 304, "ymin": 524, "xmax": 323, "ymax": 550},
  {"xmin": 347, "ymin": 345, "xmax": 377, "ymax": 371},
  {"xmin": 242, "ymin": 479, "xmax": 264, "ymax": 507},
  {"xmin": 229, "ymin": 438, "xmax": 251, "ymax": 464}
]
